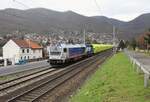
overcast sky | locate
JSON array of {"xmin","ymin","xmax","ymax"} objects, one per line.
[{"xmin": 1, "ymin": 0, "xmax": 150, "ymax": 21}]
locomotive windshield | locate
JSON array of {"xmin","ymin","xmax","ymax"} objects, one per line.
[{"xmin": 49, "ymin": 46, "xmax": 62, "ymax": 55}]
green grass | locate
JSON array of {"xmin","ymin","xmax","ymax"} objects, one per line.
[{"xmin": 70, "ymin": 52, "xmax": 150, "ymax": 102}]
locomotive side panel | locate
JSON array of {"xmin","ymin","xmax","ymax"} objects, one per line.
[{"xmin": 68, "ymin": 47, "xmax": 85, "ymax": 59}]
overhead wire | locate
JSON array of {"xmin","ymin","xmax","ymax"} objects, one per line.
[
  {"xmin": 94, "ymin": 0, "xmax": 102, "ymax": 15},
  {"xmin": 12, "ymin": 0, "xmax": 31, "ymax": 9}
]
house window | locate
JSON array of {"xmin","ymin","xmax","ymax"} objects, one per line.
[
  {"xmin": 21, "ymin": 57, "xmax": 22, "ymax": 60},
  {"xmin": 28, "ymin": 56, "xmax": 29, "ymax": 59},
  {"xmin": 24, "ymin": 56, "xmax": 26, "ymax": 59},
  {"xmin": 22, "ymin": 49, "xmax": 25, "ymax": 53},
  {"xmin": 27, "ymin": 49, "xmax": 29, "ymax": 53}
]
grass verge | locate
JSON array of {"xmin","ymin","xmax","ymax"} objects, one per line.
[{"xmin": 70, "ymin": 52, "xmax": 150, "ymax": 102}]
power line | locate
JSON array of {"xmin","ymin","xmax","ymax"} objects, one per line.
[
  {"xmin": 94, "ymin": 0, "xmax": 102, "ymax": 15},
  {"xmin": 94, "ymin": 0, "xmax": 101, "ymax": 11},
  {"xmin": 13, "ymin": 0, "xmax": 30, "ymax": 9}
]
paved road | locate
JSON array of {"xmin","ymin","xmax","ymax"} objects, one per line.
[
  {"xmin": 0, "ymin": 60, "xmax": 50, "ymax": 76},
  {"xmin": 126, "ymin": 50, "xmax": 150, "ymax": 72}
]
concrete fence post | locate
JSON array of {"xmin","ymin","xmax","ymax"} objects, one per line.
[
  {"xmin": 133, "ymin": 60, "xmax": 136, "ymax": 68},
  {"xmin": 144, "ymin": 73, "xmax": 149, "ymax": 88}
]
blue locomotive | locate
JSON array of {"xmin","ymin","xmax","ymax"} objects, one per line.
[{"xmin": 48, "ymin": 44, "xmax": 94, "ymax": 65}]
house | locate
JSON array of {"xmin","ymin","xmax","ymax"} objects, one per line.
[{"xmin": 3, "ymin": 39, "xmax": 43, "ymax": 64}]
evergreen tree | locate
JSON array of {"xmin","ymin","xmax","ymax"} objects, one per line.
[{"xmin": 118, "ymin": 40, "xmax": 126, "ymax": 50}]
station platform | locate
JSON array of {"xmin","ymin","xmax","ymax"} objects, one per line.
[{"xmin": 0, "ymin": 60, "xmax": 50, "ymax": 76}]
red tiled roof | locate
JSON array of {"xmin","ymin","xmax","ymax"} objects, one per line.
[{"xmin": 12, "ymin": 39, "xmax": 43, "ymax": 49}]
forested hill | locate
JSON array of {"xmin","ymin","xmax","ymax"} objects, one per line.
[{"xmin": 0, "ymin": 8, "xmax": 150, "ymax": 40}]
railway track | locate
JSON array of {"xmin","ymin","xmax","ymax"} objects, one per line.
[
  {"xmin": 0, "ymin": 68, "xmax": 57, "ymax": 93},
  {"xmin": 0, "ymin": 65, "xmax": 51, "ymax": 84},
  {"xmin": 0, "ymin": 67, "xmax": 63, "ymax": 101},
  {"xmin": 0, "ymin": 49, "xmax": 113, "ymax": 102}
]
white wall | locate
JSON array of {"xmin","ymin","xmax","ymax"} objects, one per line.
[
  {"xmin": 3, "ymin": 40, "xmax": 20, "ymax": 63},
  {"xmin": 20, "ymin": 48, "xmax": 43, "ymax": 60},
  {"xmin": 31, "ymin": 49, "xmax": 43, "ymax": 59}
]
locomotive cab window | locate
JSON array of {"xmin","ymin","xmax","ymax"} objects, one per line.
[{"xmin": 63, "ymin": 48, "xmax": 67, "ymax": 52}]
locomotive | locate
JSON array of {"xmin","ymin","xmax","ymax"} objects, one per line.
[{"xmin": 47, "ymin": 44, "xmax": 93, "ymax": 66}]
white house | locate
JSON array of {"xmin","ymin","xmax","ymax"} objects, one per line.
[{"xmin": 3, "ymin": 39, "xmax": 43, "ymax": 64}]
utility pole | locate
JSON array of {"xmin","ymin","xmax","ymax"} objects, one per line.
[
  {"xmin": 113, "ymin": 26, "xmax": 116, "ymax": 52},
  {"xmin": 83, "ymin": 29, "xmax": 86, "ymax": 44}
]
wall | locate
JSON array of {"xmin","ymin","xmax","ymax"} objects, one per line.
[
  {"xmin": 20, "ymin": 48, "xmax": 43, "ymax": 60},
  {"xmin": 3, "ymin": 40, "xmax": 20, "ymax": 63}
]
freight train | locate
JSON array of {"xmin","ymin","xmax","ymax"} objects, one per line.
[{"xmin": 47, "ymin": 43, "xmax": 112, "ymax": 66}]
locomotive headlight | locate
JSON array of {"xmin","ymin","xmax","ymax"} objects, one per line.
[
  {"xmin": 61, "ymin": 55, "xmax": 65, "ymax": 58},
  {"xmin": 61, "ymin": 54, "xmax": 66, "ymax": 58}
]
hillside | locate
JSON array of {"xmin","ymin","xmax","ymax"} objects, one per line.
[{"xmin": 0, "ymin": 8, "xmax": 150, "ymax": 40}]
